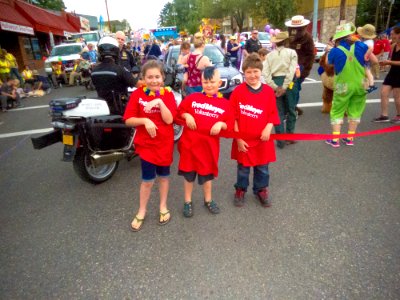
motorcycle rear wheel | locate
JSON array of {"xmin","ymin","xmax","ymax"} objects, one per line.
[{"xmin": 73, "ymin": 148, "xmax": 119, "ymax": 184}]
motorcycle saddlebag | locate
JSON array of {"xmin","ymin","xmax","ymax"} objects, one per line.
[
  {"xmin": 31, "ymin": 129, "xmax": 62, "ymax": 149},
  {"xmin": 85, "ymin": 115, "xmax": 132, "ymax": 151}
]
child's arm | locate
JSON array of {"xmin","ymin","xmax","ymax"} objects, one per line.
[
  {"xmin": 181, "ymin": 112, "xmax": 197, "ymax": 130},
  {"xmin": 210, "ymin": 121, "xmax": 227, "ymax": 135},
  {"xmin": 260, "ymin": 123, "xmax": 274, "ymax": 141},
  {"xmin": 125, "ymin": 117, "xmax": 158, "ymax": 138},
  {"xmin": 234, "ymin": 120, "xmax": 249, "ymax": 152},
  {"xmin": 144, "ymin": 98, "xmax": 174, "ymax": 124}
]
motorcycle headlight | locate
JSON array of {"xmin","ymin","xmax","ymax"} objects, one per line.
[{"xmin": 230, "ymin": 74, "xmax": 243, "ymax": 86}]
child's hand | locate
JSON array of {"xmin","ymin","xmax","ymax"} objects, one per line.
[
  {"xmin": 210, "ymin": 122, "xmax": 226, "ymax": 135},
  {"xmin": 260, "ymin": 125, "xmax": 272, "ymax": 141},
  {"xmin": 237, "ymin": 139, "xmax": 248, "ymax": 152},
  {"xmin": 144, "ymin": 118, "xmax": 158, "ymax": 138},
  {"xmin": 144, "ymin": 99, "xmax": 161, "ymax": 113},
  {"xmin": 184, "ymin": 114, "xmax": 197, "ymax": 130}
]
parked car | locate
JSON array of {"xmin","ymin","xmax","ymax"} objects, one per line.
[
  {"xmin": 163, "ymin": 44, "xmax": 243, "ymax": 99},
  {"xmin": 240, "ymin": 31, "xmax": 272, "ymax": 51},
  {"xmin": 314, "ymin": 41, "xmax": 327, "ymax": 62},
  {"xmin": 44, "ymin": 42, "xmax": 86, "ymax": 76}
]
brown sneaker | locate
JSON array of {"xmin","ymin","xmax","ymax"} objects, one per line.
[
  {"xmin": 234, "ymin": 188, "xmax": 246, "ymax": 207},
  {"xmin": 256, "ymin": 188, "xmax": 271, "ymax": 207}
]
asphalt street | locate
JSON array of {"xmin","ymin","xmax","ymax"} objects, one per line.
[{"xmin": 1, "ymin": 65, "xmax": 399, "ymax": 299}]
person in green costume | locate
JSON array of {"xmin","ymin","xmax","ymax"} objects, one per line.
[{"xmin": 325, "ymin": 23, "xmax": 369, "ymax": 147}]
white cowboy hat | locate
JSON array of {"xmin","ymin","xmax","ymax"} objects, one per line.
[
  {"xmin": 271, "ymin": 31, "xmax": 289, "ymax": 43},
  {"xmin": 285, "ymin": 15, "xmax": 311, "ymax": 28}
]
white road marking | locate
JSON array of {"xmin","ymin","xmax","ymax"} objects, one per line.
[
  {"xmin": 6, "ymin": 105, "xmax": 49, "ymax": 112},
  {"xmin": 0, "ymin": 128, "xmax": 53, "ymax": 139}
]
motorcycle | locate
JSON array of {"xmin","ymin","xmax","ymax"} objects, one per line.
[{"xmin": 31, "ymin": 90, "xmax": 183, "ymax": 184}]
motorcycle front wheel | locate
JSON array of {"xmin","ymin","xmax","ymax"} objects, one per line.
[
  {"xmin": 73, "ymin": 148, "xmax": 119, "ymax": 184},
  {"xmin": 173, "ymin": 123, "xmax": 183, "ymax": 142}
]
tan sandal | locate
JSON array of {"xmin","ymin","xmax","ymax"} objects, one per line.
[
  {"xmin": 130, "ymin": 215, "xmax": 145, "ymax": 232},
  {"xmin": 158, "ymin": 210, "xmax": 171, "ymax": 226}
]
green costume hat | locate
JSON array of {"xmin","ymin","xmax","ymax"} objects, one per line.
[{"xmin": 332, "ymin": 22, "xmax": 356, "ymax": 41}]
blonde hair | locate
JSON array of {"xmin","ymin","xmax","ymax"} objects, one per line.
[{"xmin": 193, "ymin": 32, "xmax": 205, "ymax": 48}]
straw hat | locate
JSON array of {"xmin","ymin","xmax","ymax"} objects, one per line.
[
  {"xmin": 357, "ymin": 24, "xmax": 376, "ymax": 39},
  {"xmin": 285, "ymin": 15, "xmax": 311, "ymax": 28},
  {"xmin": 271, "ymin": 31, "xmax": 289, "ymax": 43},
  {"xmin": 32, "ymin": 69, "xmax": 39, "ymax": 75},
  {"xmin": 332, "ymin": 22, "xmax": 356, "ymax": 41},
  {"xmin": 229, "ymin": 36, "xmax": 236, "ymax": 40}
]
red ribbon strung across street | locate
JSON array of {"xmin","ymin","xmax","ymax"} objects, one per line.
[{"xmin": 194, "ymin": 125, "xmax": 400, "ymax": 141}]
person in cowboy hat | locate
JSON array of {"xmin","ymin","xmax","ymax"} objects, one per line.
[
  {"xmin": 285, "ymin": 15, "xmax": 315, "ymax": 116},
  {"xmin": 262, "ymin": 31, "xmax": 298, "ymax": 149},
  {"xmin": 227, "ymin": 35, "xmax": 240, "ymax": 68},
  {"xmin": 324, "ymin": 22, "xmax": 369, "ymax": 148},
  {"xmin": 357, "ymin": 24, "xmax": 379, "ymax": 93}
]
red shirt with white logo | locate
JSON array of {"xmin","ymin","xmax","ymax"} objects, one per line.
[
  {"xmin": 123, "ymin": 87, "xmax": 177, "ymax": 166},
  {"xmin": 177, "ymin": 92, "xmax": 233, "ymax": 177},
  {"xmin": 230, "ymin": 83, "xmax": 280, "ymax": 166}
]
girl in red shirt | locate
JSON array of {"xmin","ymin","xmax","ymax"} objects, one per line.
[
  {"xmin": 177, "ymin": 66, "xmax": 233, "ymax": 217},
  {"xmin": 124, "ymin": 60, "xmax": 177, "ymax": 231},
  {"xmin": 230, "ymin": 53, "xmax": 280, "ymax": 207}
]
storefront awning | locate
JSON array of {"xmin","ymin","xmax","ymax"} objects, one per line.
[
  {"xmin": 15, "ymin": 0, "xmax": 79, "ymax": 37},
  {"xmin": 0, "ymin": 2, "xmax": 34, "ymax": 35}
]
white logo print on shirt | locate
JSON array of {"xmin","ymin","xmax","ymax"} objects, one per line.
[
  {"xmin": 192, "ymin": 101, "xmax": 225, "ymax": 119},
  {"xmin": 139, "ymin": 98, "xmax": 160, "ymax": 113},
  {"xmin": 239, "ymin": 102, "xmax": 263, "ymax": 119}
]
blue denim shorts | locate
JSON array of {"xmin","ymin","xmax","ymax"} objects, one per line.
[{"xmin": 141, "ymin": 159, "xmax": 170, "ymax": 181}]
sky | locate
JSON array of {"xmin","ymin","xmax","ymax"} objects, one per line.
[{"xmin": 63, "ymin": 0, "xmax": 171, "ymax": 30}]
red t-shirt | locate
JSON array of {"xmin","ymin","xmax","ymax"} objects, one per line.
[
  {"xmin": 177, "ymin": 93, "xmax": 233, "ymax": 177},
  {"xmin": 373, "ymin": 40, "xmax": 384, "ymax": 55},
  {"xmin": 123, "ymin": 87, "xmax": 177, "ymax": 166},
  {"xmin": 230, "ymin": 83, "xmax": 280, "ymax": 167},
  {"xmin": 382, "ymin": 38, "xmax": 391, "ymax": 52}
]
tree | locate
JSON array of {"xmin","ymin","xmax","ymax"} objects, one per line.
[
  {"xmin": 356, "ymin": 0, "xmax": 399, "ymax": 32},
  {"xmin": 252, "ymin": 0, "xmax": 295, "ymax": 29},
  {"xmin": 31, "ymin": 0, "xmax": 66, "ymax": 11}
]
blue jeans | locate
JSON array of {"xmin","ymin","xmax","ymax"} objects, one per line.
[
  {"xmin": 295, "ymin": 77, "xmax": 305, "ymax": 105},
  {"xmin": 234, "ymin": 163, "xmax": 270, "ymax": 194}
]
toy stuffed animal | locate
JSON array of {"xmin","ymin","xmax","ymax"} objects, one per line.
[{"xmin": 319, "ymin": 52, "xmax": 334, "ymax": 113}]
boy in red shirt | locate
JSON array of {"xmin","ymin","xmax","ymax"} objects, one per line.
[
  {"xmin": 231, "ymin": 53, "xmax": 280, "ymax": 207},
  {"xmin": 124, "ymin": 60, "xmax": 177, "ymax": 231},
  {"xmin": 177, "ymin": 66, "xmax": 233, "ymax": 217}
]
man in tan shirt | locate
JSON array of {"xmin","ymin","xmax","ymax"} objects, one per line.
[{"xmin": 262, "ymin": 31, "xmax": 298, "ymax": 148}]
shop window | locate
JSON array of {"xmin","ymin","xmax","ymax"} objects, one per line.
[{"xmin": 23, "ymin": 37, "xmax": 42, "ymax": 60}]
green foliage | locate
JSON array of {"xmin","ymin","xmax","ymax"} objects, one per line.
[
  {"xmin": 32, "ymin": 0, "xmax": 66, "ymax": 11},
  {"xmin": 251, "ymin": 0, "xmax": 295, "ymax": 29},
  {"xmin": 356, "ymin": 0, "xmax": 399, "ymax": 31}
]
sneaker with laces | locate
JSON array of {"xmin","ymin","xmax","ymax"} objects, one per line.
[
  {"xmin": 325, "ymin": 139, "xmax": 340, "ymax": 148},
  {"xmin": 391, "ymin": 115, "xmax": 400, "ymax": 124},
  {"xmin": 234, "ymin": 188, "xmax": 245, "ymax": 207},
  {"xmin": 372, "ymin": 115, "xmax": 390, "ymax": 123},
  {"xmin": 256, "ymin": 188, "xmax": 271, "ymax": 207},
  {"xmin": 341, "ymin": 138, "xmax": 354, "ymax": 146}
]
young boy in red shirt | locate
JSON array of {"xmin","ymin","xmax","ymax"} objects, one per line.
[
  {"xmin": 231, "ymin": 53, "xmax": 280, "ymax": 207},
  {"xmin": 177, "ymin": 66, "xmax": 233, "ymax": 217}
]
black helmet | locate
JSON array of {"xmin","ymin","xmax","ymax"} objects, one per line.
[{"xmin": 97, "ymin": 36, "xmax": 119, "ymax": 61}]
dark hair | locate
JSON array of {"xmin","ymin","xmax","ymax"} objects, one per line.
[
  {"xmin": 202, "ymin": 66, "xmax": 217, "ymax": 80},
  {"xmin": 141, "ymin": 60, "xmax": 165, "ymax": 79},
  {"xmin": 242, "ymin": 53, "xmax": 263, "ymax": 71},
  {"xmin": 258, "ymin": 48, "xmax": 269, "ymax": 56},
  {"xmin": 220, "ymin": 35, "xmax": 226, "ymax": 50},
  {"xmin": 392, "ymin": 26, "xmax": 400, "ymax": 35}
]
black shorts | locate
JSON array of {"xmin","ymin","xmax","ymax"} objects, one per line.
[{"xmin": 178, "ymin": 170, "xmax": 214, "ymax": 185}]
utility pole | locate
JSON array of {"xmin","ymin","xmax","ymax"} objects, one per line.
[
  {"xmin": 105, "ymin": 0, "xmax": 111, "ymax": 32},
  {"xmin": 312, "ymin": 0, "xmax": 318, "ymax": 41},
  {"xmin": 386, "ymin": 0, "xmax": 395, "ymax": 29}
]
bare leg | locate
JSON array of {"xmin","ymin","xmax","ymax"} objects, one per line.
[
  {"xmin": 131, "ymin": 180, "xmax": 153, "ymax": 229},
  {"xmin": 203, "ymin": 180, "xmax": 212, "ymax": 202},
  {"xmin": 380, "ymin": 85, "xmax": 392, "ymax": 116},
  {"xmin": 184, "ymin": 180, "xmax": 194, "ymax": 203},
  {"xmin": 159, "ymin": 177, "xmax": 170, "ymax": 222},
  {"xmin": 393, "ymin": 88, "xmax": 400, "ymax": 115}
]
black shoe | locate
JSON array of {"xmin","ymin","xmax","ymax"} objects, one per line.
[
  {"xmin": 277, "ymin": 141, "xmax": 285, "ymax": 149},
  {"xmin": 204, "ymin": 200, "xmax": 220, "ymax": 214},
  {"xmin": 234, "ymin": 188, "xmax": 245, "ymax": 207},
  {"xmin": 183, "ymin": 202, "xmax": 193, "ymax": 218}
]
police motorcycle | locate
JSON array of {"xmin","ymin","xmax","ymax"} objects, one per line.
[{"xmin": 31, "ymin": 40, "xmax": 183, "ymax": 184}]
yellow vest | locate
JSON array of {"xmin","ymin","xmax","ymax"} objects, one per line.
[
  {"xmin": 22, "ymin": 69, "xmax": 33, "ymax": 79},
  {"xmin": 5, "ymin": 53, "xmax": 17, "ymax": 68}
]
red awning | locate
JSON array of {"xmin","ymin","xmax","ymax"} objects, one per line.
[
  {"xmin": 0, "ymin": 2, "xmax": 34, "ymax": 35},
  {"xmin": 15, "ymin": 0, "xmax": 79, "ymax": 36}
]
